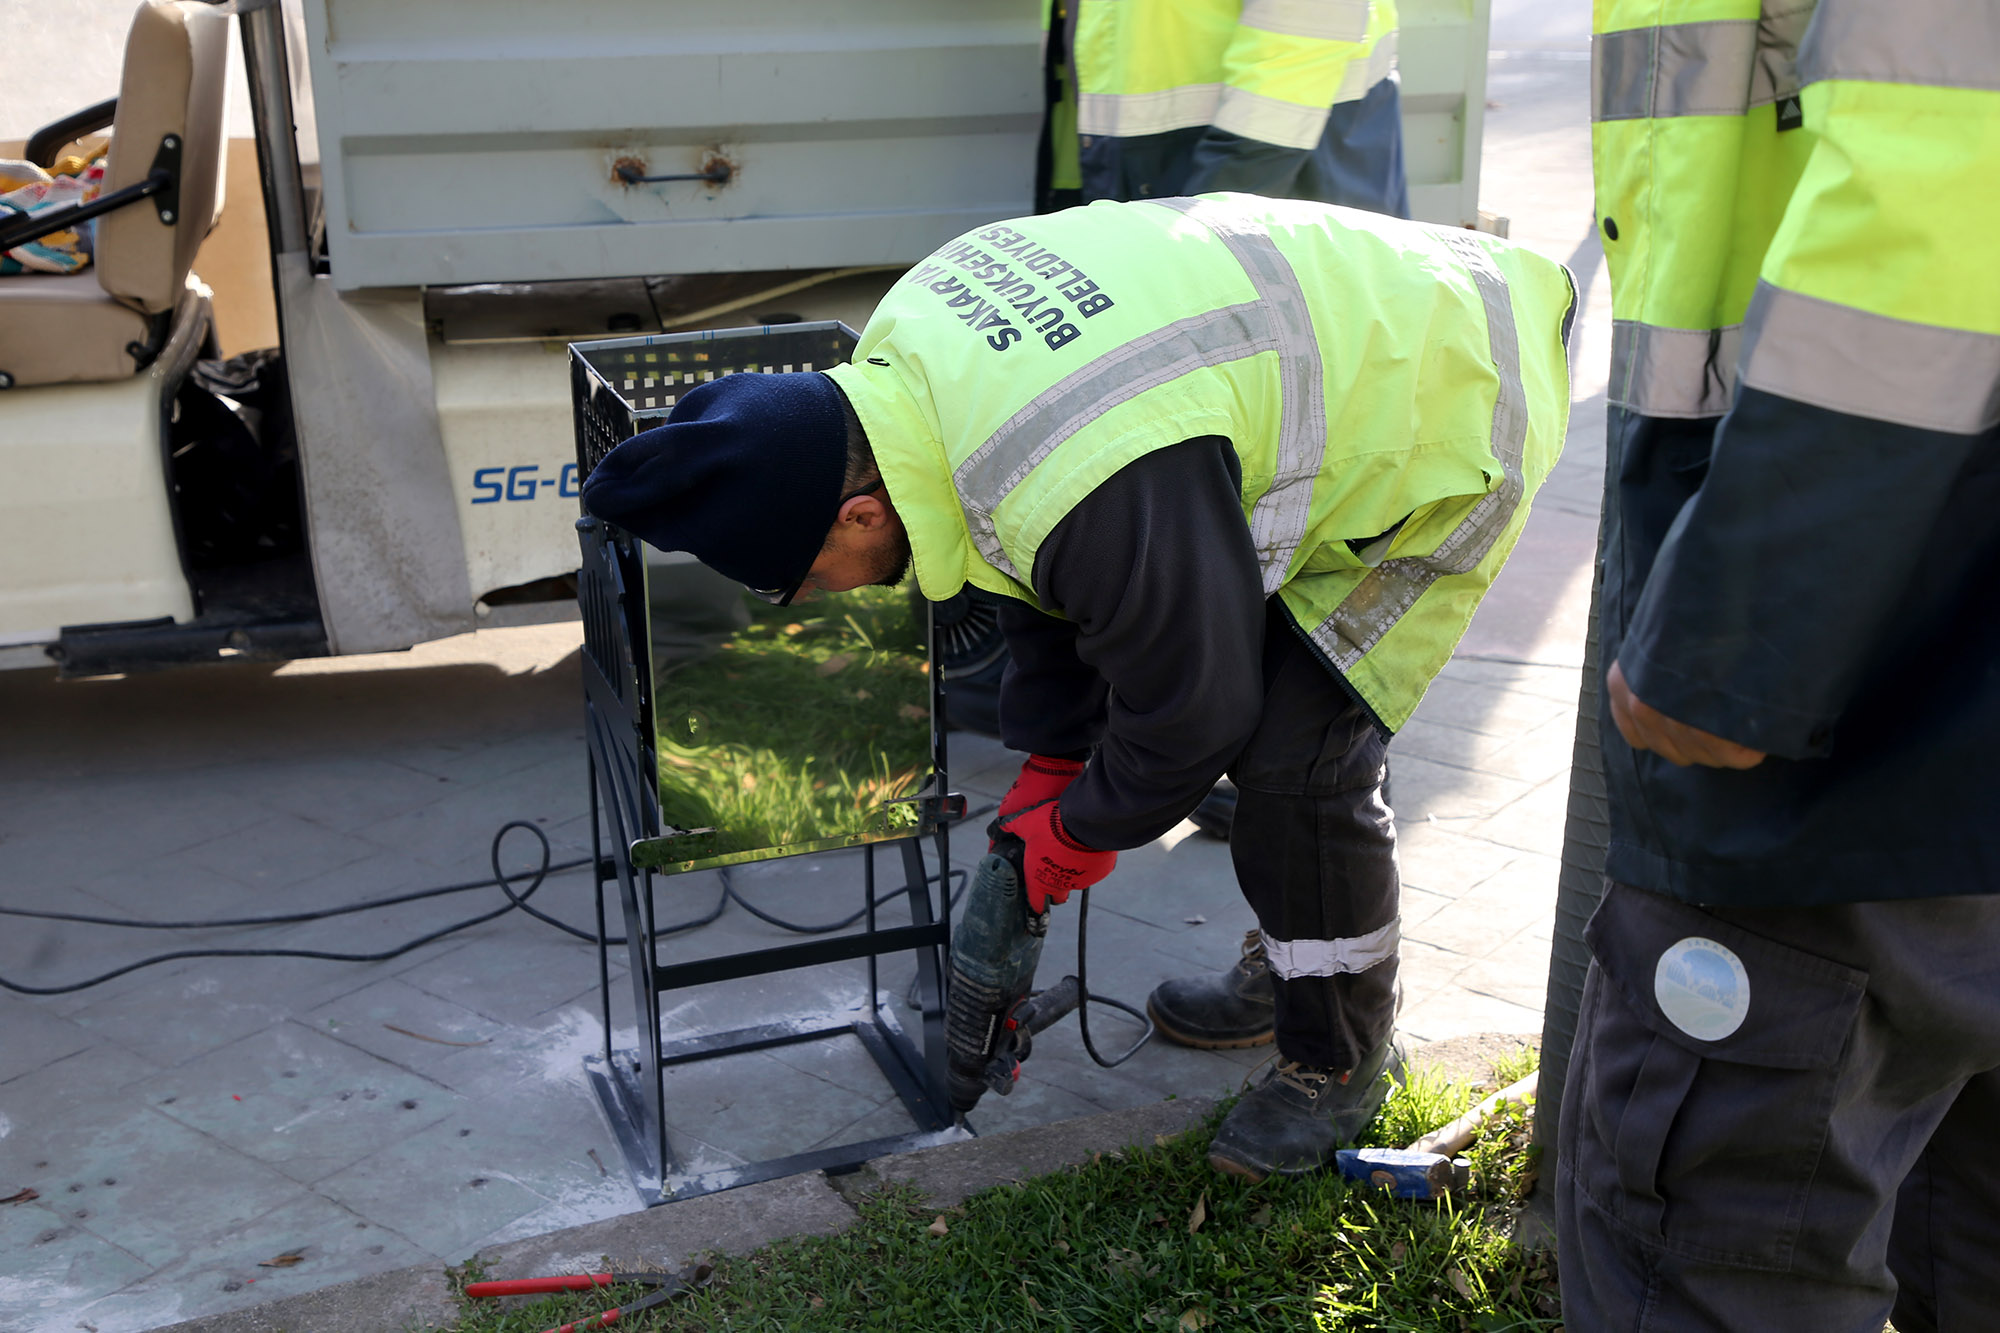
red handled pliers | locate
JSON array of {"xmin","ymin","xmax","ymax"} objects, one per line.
[{"xmin": 463, "ymin": 1262, "xmax": 712, "ymax": 1332}]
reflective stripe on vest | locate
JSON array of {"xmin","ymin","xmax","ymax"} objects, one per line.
[
  {"xmin": 1592, "ymin": 2, "xmax": 1814, "ymax": 417},
  {"xmin": 954, "ymin": 200, "xmax": 1326, "ymax": 590},
  {"xmin": 1799, "ymin": 2, "xmax": 2000, "ymax": 91},
  {"xmin": 1243, "ymin": 0, "xmax": 1370, "ymax": 42},
  {"xmin": 1152, "ymin": 196, "xmax": 1327, "ymax": 594},
  {"xmin": 953, "ymin": 298, "xmax": 1276, "ymax": 582},
  {"xmin": 1077, "ymin": 14, "xmax": 1396, "ymax": 141},
  {"xmin": 1261, "ymin": 919, "xmax": 1399, "ymax": 979},
  {"xmin": 1739, "ymin": 281, "xmax": 2000, "ymax": 434},
  {"xmin": 1609, "ymin": 320, "xmax": 1742, "ymax": 419},
  {"xmin": 1309, "ymin": 230, "xmax": 1527, "ymax": 672},
  {"xmin": 1593, "ymin": 7, "xmax": 1812, "ymax": 122}
]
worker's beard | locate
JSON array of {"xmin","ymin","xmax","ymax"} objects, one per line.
[{"xmin": 868, "ymin": 531, "xmax": 914, "ymax": 589}]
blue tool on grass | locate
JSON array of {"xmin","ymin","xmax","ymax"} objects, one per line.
[{"xmin": 1335, "ymin": 1070, "xmax": 1539, "ymax": 1200}]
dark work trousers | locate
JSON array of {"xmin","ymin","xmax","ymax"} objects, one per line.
[
  {"xmin": 1557, "ymin": 880, "xmax": 2000, "ymax": 1332},
  {"xmin": 1227, "ymin": 603, "xmax": 1401, "ymax": 1071}
]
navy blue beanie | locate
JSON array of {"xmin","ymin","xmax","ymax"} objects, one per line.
[{"xmin": 581, "ymin": 371, "xmax": 850, "ymax": 592}]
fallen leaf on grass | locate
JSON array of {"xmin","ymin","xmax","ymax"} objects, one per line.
[
  {"xmin": 1389, "ymin": 1241, "xmax": 1407, "ymax": 1262},
  {"xmin": 816, "ymin": 654, "xmax": 852, "ymax": 676},
  {"xmin": 2, "ymin": 1188, "xmax": 39, "ymax": 1205},
  {"xmin": 1187, "ymin": 1192, "xmax": 1207, "ymax": 1234},
  {"xmin": 1105, "ymin": 1248, "xmax": 1147, "ymax": 1276},
  {"xmin": 1449, "ymin": 1268, "xmax": 1474, "ymax": 1299},
  {"xmin": 740, "ymin": 773, "xmax": 758, "ymax": 792},
  {"xmin": 1153, "ymin": 1131, "xmax": 1182, "ymax": 1147},
  {"xmin": 1248, "ymin": 1204, "xmax": 1272, "ymax": 1229},
  {"xmin": 809, "ymin": 1295, "xmax": 825, "ymax": 1309},
  {"xmin": 381, "ymin": 1024, "xmax": 490, "ymax": 1048},
  {"xmin": 927, "ymin": 1215, "xmax": 950, "ymax": 1238},
  {"xmin": 1053, "ymin": 1239, "xmax": 1071, "ymax": 1254},
  {"xmin": 1178, "ymin": 1310, "xmax": 1214, "ymax": 1331},
  {"xmin": 898, "ymin": 704, "xmax": 928, "ymax": 722},
  {"xmin": 258, "ymin": 1251, "xmax": 306, "ymax": 1269}
]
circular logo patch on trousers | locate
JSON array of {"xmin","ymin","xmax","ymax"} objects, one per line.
[{"xmin": 1653, "ymin": 936, "xmax": 1750, "ymax": 1041}]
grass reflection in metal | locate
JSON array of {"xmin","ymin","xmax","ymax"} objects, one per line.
[{"xmin": 640, "ymin": 584, "xmax": 932, "ymax": 874}]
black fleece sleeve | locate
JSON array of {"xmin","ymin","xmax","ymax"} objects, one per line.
[{"xmin": 995, "ymin": 437, "xmax": 1267, "ymax": 851}]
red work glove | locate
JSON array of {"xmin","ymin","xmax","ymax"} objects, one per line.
[
  {"xmin": 995, "ymin": 798, "xmax": 1116, "ymax": 914},
  {"xmin": 993, "ymin": 754, "xmax": 1087, "ymax": 834}
]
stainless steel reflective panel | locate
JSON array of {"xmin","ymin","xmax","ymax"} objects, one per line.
[
  {"xmin": 639, "ymin": 559, "xmax": 936, "ymax": 872},
  {"xmin": 568, "ymin": 321, "xmax": 941, "ymax": 876}
]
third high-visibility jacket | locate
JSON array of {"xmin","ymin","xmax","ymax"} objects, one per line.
[
  {"xmin": 1065, "ymin": 0, "xmax": 1407, "ymax": 212},
  {"xmin": 1595, "ymin": 0, "xmax": 2000, "ymax": 905},
  {"xmin": 1593, "ymin": 0, "xmax": 1817, "ymax": 417},
  {"xmin": 826, "ymin": 195, "xmax": 1574, "ymax": 738}
]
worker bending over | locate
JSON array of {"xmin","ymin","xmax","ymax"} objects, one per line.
[{"xmin": 584, "ymin": 194, "xmax": 1574, "ymax": 1179}]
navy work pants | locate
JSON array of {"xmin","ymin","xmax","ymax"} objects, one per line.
[
  {"xmin": 1558, "ymin": 880, "xmax": 2000, "ymax": 1331},
  {"xmin": 1226, "ymin": 602, "xmax": 1401, "ymax": 1071}
]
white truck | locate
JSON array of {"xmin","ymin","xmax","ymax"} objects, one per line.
[{"xmin": 0, "ymin": 0, "xmax": 1492, "ymax": 677}]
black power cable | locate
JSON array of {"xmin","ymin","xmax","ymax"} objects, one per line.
[
  {"xmin": 0, "ymin": 798, "xmax": 1143, "ymax": 1071},
  {"xmin": 0, "ymin": 820, "xmax": 960, "ymax": 996},
  {"xmin": 1072, "ymin": 885, "xmax": 1156, "ymax": 1068}
]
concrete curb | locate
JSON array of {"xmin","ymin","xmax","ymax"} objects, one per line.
[{"xmin": 157, "ymin": 1097, "xmax": 1218, "ymax": 1333}]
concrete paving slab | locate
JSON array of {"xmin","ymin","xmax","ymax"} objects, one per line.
[
  {"xmin": 139, "ymin": 1023, "xmax": 463, "ymax": 1187},
  {"xmin": 0, "ymin": 999, "xmax": 98, "ymax": 1086},
  {"xmin": 62, "ymin": 955, "xmax": 380, "ymax": 1070},
  {"xmin": 394, "ymin": 933, "xmax": 611, "ymax": 1028},
  {"xmin": 146, "ymin": 1264, "xmax": 458, "ymax": 1333},
  {"xmin": 180, "ymin": 813, "xmax": 387, "ymax": 895},
  {"xmin": 1390, "ymin": 821, "xmax": 1526, "ymax": 900},
  {"xmin": 302, "ymin": 978, "xmax": 511, "ymax": 1083},
  {"xmin": 1401, "ymin": 986, "xmax": 1549, "ymax": 1045},
  {"xmin": 9, "ymin": 1097, "xmax": 309, "ymax": 1273},
  {"xmin": 0, "ymin": 1198, "xmax": 154, "ymax": 1333},
  {"xmin": 642, "ymin": 1046, "xmax": 893, "ymax": 1169},
  {"xmin": 65, "ymin": 1193, "xmax": 438, "ymax": 1333},
  {"xmin": 312, "ymin": 1124, "xmax": 553, "ymax": 1264}
]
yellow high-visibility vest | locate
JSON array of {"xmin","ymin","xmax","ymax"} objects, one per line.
[
  {"xmin": 826, "ymin": 195, "xmax": 1575, "ymax": 731},
  {"xmin": 1074, "ymin": 0, "xmax": 1400, "ymax": 152},
  {"xmin": 1595, "ymin": 0, "xmax": 2000, "ymax": 428}
]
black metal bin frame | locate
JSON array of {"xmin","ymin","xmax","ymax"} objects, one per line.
[{"xmin": 570, "ymin": 325, "xmax": 967, "ymax": 1205}]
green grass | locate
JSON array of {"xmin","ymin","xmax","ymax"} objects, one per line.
[
  {"xmin": 651, "ymin": 587, "xmax": 932, "ymax": 856},
  {"xmin": 451, "ymin": 1051, "xmax": 1556, "ymax": 1333}
]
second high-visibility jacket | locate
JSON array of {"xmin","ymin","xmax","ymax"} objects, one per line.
[
  {"xmin": 1595, "ymin": 0, "xmax": 2000, "ymax": 905},
  {"xmin": 1593, "ymin": 0, "xmax": 1817, "ymax": 416},
  {"xmin": 826, "ymin": 195, "xmax": 1574, "ymax": 740},
  {"xmin": 1064, "ymin": 0, "xmax": 1408, "ymax": 212}
]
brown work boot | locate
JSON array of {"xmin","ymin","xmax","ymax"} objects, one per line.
[
  {"xmin": 1206, "ymin": 1036, "xmax": 1407, "ymax": 1182},
  {"xmin": 1146, "ymin": 930, "xmax": 1275, "ymax": 1049}
]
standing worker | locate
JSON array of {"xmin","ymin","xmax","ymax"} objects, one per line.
[
  {"xmin": 1558, "ymin": 2, "xmax": 2000, "ymax": 1328},
  {"xmin": 584, "ymin": 194, "xmax": 1575, "ymax": 1179},
  {"xmin": 1052, "ymin": 0, "xmax": 1407, "ymax": 214}
]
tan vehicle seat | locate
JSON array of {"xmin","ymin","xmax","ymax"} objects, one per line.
[{"xmin": 0, "ymin": 0, "xmax": 227, "ymax": 389}]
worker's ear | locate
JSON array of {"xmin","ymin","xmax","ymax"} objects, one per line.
[{"xmin": 836, "ymin": 489, "xmax": 891, "ymax": 531}]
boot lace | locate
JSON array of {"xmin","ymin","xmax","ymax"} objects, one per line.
[
  {"xmin": 1274, "ymin": 1058, "xmax": 1333, "ymax": 1097},
  {"xmin": 1237, "ymin": 928, "xmax": 1270, "ymax": 976}
]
